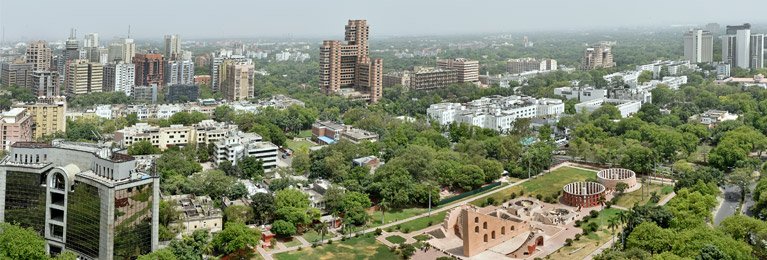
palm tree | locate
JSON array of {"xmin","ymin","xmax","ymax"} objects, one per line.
[
  {"xmin": 607, "ymin": 216, "xmax": 618, "ymax": 251},
  {"xmin": 314, "ymin": 222, "xmax": 329, "ymax": 245},
  {"xmin": 598, "ymin": 194, "xmax": 606, "ymax": 231},
  {"xmin": 342, "ymin": 216, "xmax": 353, "ymax": 238},
  {"xmin": 377, "ymin": 199, "xmax": 391, "ymax": 225},
  {"xmin": 616, "ymin": 211, "xmax": 630, "ymax": 250},
  {"xmin": 360, "ymin": 209, "xmax": 372, "ymax": 235}
]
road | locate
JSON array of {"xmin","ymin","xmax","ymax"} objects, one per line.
[
  {"xmin": 714, "ymin": 184, "xmax": 741, "ymax": 226},
  {"xmin": 742, "ymin": 183, "xmax": 757, "ymax": 217}
]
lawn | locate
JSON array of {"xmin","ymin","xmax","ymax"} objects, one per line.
[
  {"xmin": 281, "ymin": 237, "xmax": 303, "ymax": 248},
  {"xmin": 547, "ymin": 208, "xmax": 624, "ymax": 260},
  {"xmin": 413, "ymin": 234, "xmax": 430, "ymax": 241},
  {"xmin": 612, "ymin": 184, "xmax": 675, "ymax": 208},
  {"xmin": 273, "ymin": 236, "xmax": 398, "ymax": 260},
  {"xmin": 396, "ymin": 211, "xmax": 446, "ymax": 233},
  {"xmin": 385, "ymin": 235, "xmax": 406, "ymax": 244},
  {"xmin": 301, "ymin": 230, "xmax": 336, "ymax": 244},
  {"xmin": 469, "ymin": 166, "xmax": 597, "ymax": 206},
  {"xmin": 285, "ymin": 139, "xmax": 316, "ymax": 151},
  {"xmin": 370, "ymin": 207, "xmax": 427, "ymax": 227},
  {"xmin": 298, "ymin": 130, "xmax": 313, "ymax": 138},
  {"xmin": 437, "ymin": 182, "xmax": 510, "ymax": 208}
]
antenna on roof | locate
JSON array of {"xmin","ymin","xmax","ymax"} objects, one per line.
[{"xmin": 128, "ymin": 25, "xmax": 131, "ymax": 38}]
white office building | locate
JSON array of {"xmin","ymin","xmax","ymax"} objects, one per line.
[
  {"xmin": 553, "ymin": 86, "xmax": 607, "ymax": 102},
  {"xmin": 214, "ymin": 130, "xmax": 278, "ymax": 173},
  {"xmin": 164, "ymin": 60, "xmax": 194, "ymax": 86},
  {"xmin": 427, "ymin": 95, "xmax": 564, "ymax": 133},
  {"xmin": 103, "ymin": 62, "xmax": 135, "ymax": 96},
  {"xmin": 683, "ymin": 29, "xmax": 714, "ymax": 63},
  {"xmin": 574, "ymin": 98, "xmax": 641, "ymax": 118}
]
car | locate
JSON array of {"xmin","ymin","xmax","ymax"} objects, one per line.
[{"xmin": 282, "ymin": 154, "xmax": 287, "ymax": 159}]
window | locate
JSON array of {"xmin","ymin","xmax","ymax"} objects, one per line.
[
  {"xmin": 492, "ymin": 231, "xmax": 496, "ymax": 240},
  {"xmin": 483, "ymin": 234, "xmax": 488, "ymax": 243},
  {"xmin": 475, "ymin": 226, "xmax": 479, "ymax": 233},
  {"xmin": 483, "ymin": 222, "xmax": 487, "ymax": 230},
  {"xmin": 474, "ymin": 217, "xmax": 479, "ymax": 223},
  {"xmin": 501, "ymin": 226, "xmax": 506, "ymax": 236}
]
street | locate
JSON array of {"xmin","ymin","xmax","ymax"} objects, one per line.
[{"xmin": 714, "ymin": 184, "xmax": 741, "ymax": 226}]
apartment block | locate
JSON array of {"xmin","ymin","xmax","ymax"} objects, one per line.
[
  {"xmin": 382, "ymin": 70, "xmax": 410, "ymax": 88},
  {"xmin": 580, "ymin": 43, "xmax": 615, "ymax": 70},
  {"xmin": 26, "ymin": 40, "xmax": 53, "ymax": 72},
  {"xmin": 30, "ymin": 71, "xmax": 60, "ymax": 97},
  {"xmin": 574, "ymin": 98, "xmax": 641, "ymax": 118},
  {"xmin": 683, "ymin": 29, "xmax": 714, "ymax": 63},
  {"xmin": 409, "ymin": 67, "xmax": 459, "ymax": 91},
  {"xmin": 507, "ymin": 58, "xmax": 557, "ymax": 74},
  {"xmin": 133, "ymin": 53, "xmax": 164, "ymax": 89},
  {"xmin": 13, "ymin": 96, "xmax": 67, "ymax": 139},
  {"xmin": 1, "ymin": 60, "xmax": 32, "ymax": 88},
  {"xmin": 426, "ymin": 95, "xmax": 565, "ymax": 133},
  {"xmin": 103, "ymin": 62, "xmax": 135, "ymax": 95},
  {"xmin": 163, "ymin": 60, "xmax": 194, "ymax": 86},
  {"xmin": 164, "ymin": 34, "xmax": 182, "ymax": 61},
  {"xmin": 0, "ymin": 108, "xmax": 33, "ymax": 150},
  {"xmin": 222, "ymin": 62, "xmax": 254, "ymax": 101},
  {"xmin": 213, "ymin": 131, "xmax": 278, "ymax": 172},
  {"xmin": 553, "ymin": 86, "xmax": 607, "ymax": 102},
  {"xmin": 319, "ymin": 20, "xmax": 383, "ymax": 103},
  {"xmin": 133, "ymin": 85, "xmax": 158, "ymax": 104},
  {"xmin": 65, "ymin": 60, "xmax": 103, "ymax": 97},
  {"xmin": 114, "ymin": 120, "xmax": 236, "ymax": 150},
  {"xmin": 0, "ymin": 140, "xmax": 160, "ymax": 259},
  {"xmin": 107, "ymin": 38, "xmax": 136, "ymax": 63},
  {"xmin": 437, "ymin": 58, "xmax": 479, "ymax": 83}
]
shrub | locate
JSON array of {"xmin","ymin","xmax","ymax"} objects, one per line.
[
  {"xmin": 520, "ymin": 190, "xmax": 524, "ymax": 196},
  {"xmin": 582, "ymin": 229, "xmax": 589, "ymax": 235},
  {"xmin": 574, "ymin": 234, "xmax": 582, "ymax": 241},
  {"xmin": 428, "ymin": 220, "xmax": 434, "ymax": 226},
  {"xmin": 312, "ymin": 243, "xmax": 317, "ymax": 248},
  {"xmin": 605, "ymin": 201, "xmax": 613, "ymax": 208},
  {"xmin": 487, "ymin": 197, "xmax": 496, "ymax": 205},
  {"xmin": 583, "ymin": 216, "xmax": 591, "ymax": 222},
  {"xmin": 536, "ymin": 194, "xmax": 543, "ymax": 200},
  {"xmin": 389, "ymin": 245, "xmax": 397, "ymax": 252},
  {"xmin": 375, "ymin": 228, "xmax": 383, "ymax": 236},
  {"xmin": 327, "ymin": 240, "xmax": 333, "ymax": 244},
  {"xmin": 565, "ymin": 238, "xmax": 573, "ymax": 246},
  {"xmin": 386, "ymin": 227, "xmax": 394, "ymax": 232},
  {"xmin": 481, "ymin": 202, "xmax": 487, "ymax": 207},
  {"xmin": 341, "ymin": 236, "xmax": 347, "ymax": 241},
  {"xmin": 297, "ymin": 246, "xmax": 302, "ymax": 251},
  {"xmin": 589, "ymin": 210, "xmax": 599, "ymax": 218},
  {"xmin": 355, "ymin": 233, "xmax": 360, "ymax": 238},
  {"xmin": 511, "ymin": 192, "xmax": 517, "ymax": 199},
  {"xmin": 574, "ymin": 220, "xmax": 581, "ymax": 227},
  {"xmin": 404, "ymin": 227, "xmax": 411, "ymax": 233},
  {"xmin": 396, "ymin": 224, "xmax": 402, "ymax": 230}
]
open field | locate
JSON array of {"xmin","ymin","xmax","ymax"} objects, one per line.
[
  {"xmin": 285, "ymin": 139, "xmax": 316, "ymax": 151},
  {"xmin": 396, "ymin": 211, "xmax": 447, "ymax": 233},
  {"xmin": 301, "ymin": 230, "xmax": 336, "ymax": 244},
  {"xmin": 469, "ymin": 166, "xmax": 596, "ymax": 206},
  {"xmin": 273, "ymin": 236, "xmax": 398, "ymax": 260},
  {"xmin": 385, "ymin": 235, "xmax": 406, "ymax": 244},
  {"xmin": 612, "ymin": 184, "xmax": 674, "ymax": 208},
  {"xmin": 298, "ymin": 130, "xmax": 313, "ymax": 138}
]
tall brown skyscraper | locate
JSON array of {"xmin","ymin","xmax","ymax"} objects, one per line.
[
  {"xmin": 25, "ymin": 40, "xmax": 53, "ymax": 72},
  {"xmin": 319, "ymin": 20, "xmax": 383, "ymax": 103},
  {"xmin": 133, "ymin": 53, "xmax": 164, "ymax": 88}
]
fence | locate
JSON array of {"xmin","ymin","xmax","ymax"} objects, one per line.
[{"xmin": 437, "ymin": 182, "xmax": 502, "ymax": 206}]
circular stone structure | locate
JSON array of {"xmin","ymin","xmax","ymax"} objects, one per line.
[
  {"xmin": 597, "ymin": 168, "xmax": 638, "ymax": 191},
  {"xmin": 562, "ymin": 182, "xmax": 606, "ymax": 208}
]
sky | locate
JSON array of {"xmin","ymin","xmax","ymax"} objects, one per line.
[{"xmin": 2, "ymin": 0, "xmax": 767, "ymax": 41}]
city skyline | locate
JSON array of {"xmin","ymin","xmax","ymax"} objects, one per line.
[{"xmin": 3, "ymin": 0, "xmax": 767, "ymax": 41}]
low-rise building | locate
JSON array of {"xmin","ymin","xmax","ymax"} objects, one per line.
[
  {"xmin": 382, "ymin": 71, "xmax": 410, "ymax": 88},
  {"xmin": 427, "ymin": 95, "xmax": 564, "ymax": 132},
  {"xmin": 114, "ymin": 120, "xmax": 235, "ymax": 150},
  {"xmin": 553, "ymin": 86, "xmax": 607, "ymax": 102},
  {"xmin": 133, "ymin": 85, "xmax": 159, "ymax": 104},
  {"xmin": 213, "ymin": 130, "xmax": 278, "ymax": 172},
  {"xmin": 312, "ymin": 121, "xmax": 378, "ymax": 145},
  {"xmin": 689, "ymin": 110, "xmax": 739, "ymax": 128},
  {"xmin": 12, "ymin": 96, "xmax": 67, "ymax": 139},
  {"xmin": 714, "ymin": 74, "xmax": 767, "ymax": 88},
  {"xmin": 574, "ymin": 98, "xmax": 641, "ymax": 118},
  {"xmin": 409, "ymin": 67, "xmax": 458, "ymax": 91},
  {"xmin": 0, "ymin": 108, "xmax": 33, "ymax": 150},
  {"xmin": 301, "ymin": 179, "xmax": 344, "ymax": 211},
  {"xmin": 163, "ymin": 194, "xmax": 222, "ymax": 236},
  {"xmin": 253, "ymin": 94, "xmax": 305, "ymax": 109}
]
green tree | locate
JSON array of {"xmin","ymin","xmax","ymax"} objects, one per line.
[
  {"xmin": 272, "ymin": 220, "xmax": 297, "ymax": 237},
  {"xmin": 238, "ymin": 156, "xmax": 265, "ymax": 180},
  {"xmin": 224, "ymin": 205, "xmax": 254, "ymax": 224},
  {"xmin": 0, "ymin": 222, "xmax": 48, "ymax": 260},
  {"xmin": 127, "ymin": 141, "xmax": 160, "ymax": 155},
  {"xmin": 250, "ymin": 193, "xmax": 275, "ymax": 225},
  {"xmin": 626, "ymin": 222, "xmax": 674, "ymax": 254},
  {"xmin": 137, "ymin": 248, "xmax": 177, "ymax": 260},
  {"xmin": 211, "ymin": 222, "xmax": 260, "ymax": 254}
]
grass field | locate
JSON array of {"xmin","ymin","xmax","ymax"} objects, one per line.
[
  {"xmin": 385, "ymin": 235, "xmax": 406, "ymax": 244},
  {"xmin": 281, "ymin": 237, "xmax": 303, "ymax": 248},
  {"xmin": 548, "ymin": 208, "xmax": 624, "ymax": 260},
  {"xmin": 413, "ymin": 234, "xmax": 430, "ymax": 241},
  {"xmin": 469, "ymin": 166, "xmax": 597, "ymax": 206},
  {"xmin": 273, "ymin": 236, "xmax": 398, "ymax": 260},
  {"xmin": 301, "ymin": 230, "xmax": 336, "ymax": 244},
  {"xmin": 298, "ymin": 130, "xmax": 313, "ymax": 138},
  {"xmin": 285, "ymin": 139, "xmax": 316, "ymax": 151},
  {"xmin": 612, "ymin": 184, "xmax": 675, "ymax": 208},
  {"xmin": 397, "ymin": 211, "xmax": 447, "ymax": 233}
]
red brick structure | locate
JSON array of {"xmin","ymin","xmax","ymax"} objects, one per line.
[
  {"xmin": 193, "ymin": 75, "xmax": 211, "ymax": 86},
  {"xmin": 562, "ymin": 182, "xmax": 605, "ymax": 208},
  {"xmin": 133, "ymin": 53, "xmax": 164, "ymax": 89}
]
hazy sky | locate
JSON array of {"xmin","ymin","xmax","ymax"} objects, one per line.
[{"xmin": 2, "ymin": 0, "xmax": 767, "ymax": 41}]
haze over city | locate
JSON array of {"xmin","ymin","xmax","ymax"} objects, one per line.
[{"xmin": 2, "ymin": 0, "xmax": 767, "ymax": 40}]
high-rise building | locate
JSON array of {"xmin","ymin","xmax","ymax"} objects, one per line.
[
  {"xmin": 684, "ymin": 29, "xmax": 714, "ymax": 63},
  {"xmin": 580, "ymin": 43, "xmax": 615, "ymax": 70},
  {"xmin": 722, "ymin": 24, "xmax": 752, "ymax": 69},
  {"xmin": 56, "ymin": 30, "xmax": 80, "ymax": 83},
  {"xmin": 133, "ymin": 53, "xmax": 164, "ymax": 89},
  {"xmin": 507, "ymin": 58, "xmax": 547, "ymax": 74},
  {"xmin": 133, "ymin": 84, "xmax": 158, "ymax": 104},
  {"xmin": 209, "ymin": 56, "xmax": 224, "ymax": 91},
  {"xmin": 222, "ymin": 62, "xmax": 254, "ymax": 101},
  {"xmin": 13, "ymin": 96, "xmax": 67, "ymax": 140},
  {"xmin": 65, "ymin": 59, "xmax": 103, "ymax": 97},
  {"xmin": 163, "ymin": 60, "xmax": 194, "ymax": 86},
  {"xmin": 436, "ymin": 58, "xmax": 479, "ymax": 83},
  {"xmin": 319, "ymin": 20, "xmax": 383, "ymax": 103},
  {"xmin": 26, "ymin": 41, "xmax": 53, "ymax": 72},
  {"xmin": 166, "ymin": 83, "xmax": 199, "ymax": 103},
  {"xmin": 409, "ymin": 67, "xmax": 459, "ymax": 91},
  {"xmin": 103, "ymin": 61, "xmax": 136, "ymax": 96},
  {"xmin": 0, "ymin": 108, "xmax": 33, "ymax": 150},
  {"xmin": 1, "ymin": 59, "xmax": 32, "ymax": 88},
  {"xmin": 30, "ymin": 71, "xmax": 60, "ymax": 97},
  {"xmin": 83, "ymin": 33, "xmax": 99, "ymax": 48},
  {"xmin": 0, "ymin": 140, "xmax": 160, "ymax": 259},
  {"xmin": 750, "ymin": 34, "xmax": 764, "ymax": 69},
  {"xmin": 164, "ymin": 34, "xmax": 182, "ymax": 61},
  {"xmin": 107, "ymin": 38, "xmax": 136, "ymax": 63}
]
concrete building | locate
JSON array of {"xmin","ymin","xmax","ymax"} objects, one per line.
[
  {"xmin": 635, "ymin": 60, "xmax": 696, "ymax": 78},
  {"xmin": 427, "ymin": 95, "xmax": 564, "ymax": 132},
  {"xmin": 717, "ymin": 63, "xmax": 731, "ymax": 77},
  {"xmin": 312, "ymin": 121, "xmax": 378, "ymax": 145},
  {"xmin": 162, "ymin": 194, "xmax": 222, "ymax": 236},
  {"xmin": 114, "ymin": 120, "xmax": 236, "ymax": 150},
  {"xmin": 163, "ymin": 60, "xmax": 194, "ymax": 86},
  {"xmin": 166, "ymin": 84, "xmax": 199, "ymax": 103},
  {"xmin": 553, "ymin": 86, "xmax": 607, "ymax": 102},
  {"xmin": 507, "ymin": 58, "xmax": 557, "ymax": 74},
  {"xmin": 751, "ymin": 34, "xmax": 765, "ymax": 69},
  {"xmin": 722, "ymin": 23, "xmax": 765, "ymax": 69},
  {"xmin": 580, "ymin": 43, "xmax": 615, "ymax": 70},
  {"xmin": 103, "ymin": 62, "xmax": 135, "ymax": 96},
  {"xmin": 1, "ymin": 59, "xmax": 32, "ymax": 88},
  {"xmin": 213, "ymin": 130, "xmax": 278, "ymax": 172},
  {"xmin": 714, "ymin": 73, "xmax": 767, "ymax": 88},
  {"xmin": 254, "ymin": 94, "xmax": 305, "ymax": 110},
  {"xmin": 222, "ymin": 62, "xmax": 254, "ymax": 101},
  {"xmin": 193, "ymin": 75, "xmax": 211, "ymax": 86},
  {"xmin": 0, "ymin": 108, "xmax": 33, "ymax": 150},
  {"xmin": 0, "ymin": 140, "xmax": 160, "ymax": 259},
  {"xmin": 684, "ymin": 29, "xmax": 714, "ymax": 63},
  {"xmin": 574, "ymin": 98, "xmax": 641, "ymax": 118},
  {"xmin": 437, "ymin": 58, "xmax": 479, "ymax": 83},
  {"xmin": 319, "ymin": 20, "xmax": 383, "ymax": 103},
  {"xmin": 13, "ymin": 97, "xmax": 67, "ymax": 139},
  {"xmin": 30, "ymin": 71, "xmax": 60, "ymax": 97},
  {"xmin": 26, "ymin": 40, "xmax": 53, "ymax": 72},
  {"xmin": 302, "ymin": 179, "xmax": 344, "ymax": 211},
  {"xmin": 133, "ymin": 85, "xmax": 158, "ymax": 104},
  {"xmin": 164, "ymin": 35, "xmax": 182, "ymax": 61},
  {"xmin": 382, "ymin": 70, "xmax": 410, "ymax": 88},
  {"xmin": 408, "ymin": 67, "xmax": 458, "ymax": 90},
  {"xmin": 133, "ymin": 53, "xmax": 164, "ymax": 89},
  {"xmin": 59, "ymin": 30, "xmax": 80, "ymax": 80},
  {"xmin": 65, "ymin": 60, "xmax": 103, "ymax": 97},
  {"xmin": 83, "ymin": 33, "xmax": 99, "ymax": 48},
  {"xmin": 689, "ymin": 110, "xmax": 739, "ymax": 128},
  {"xmin": 107, "ymin": 38, "xmax": 136, "ymax": 63}
]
